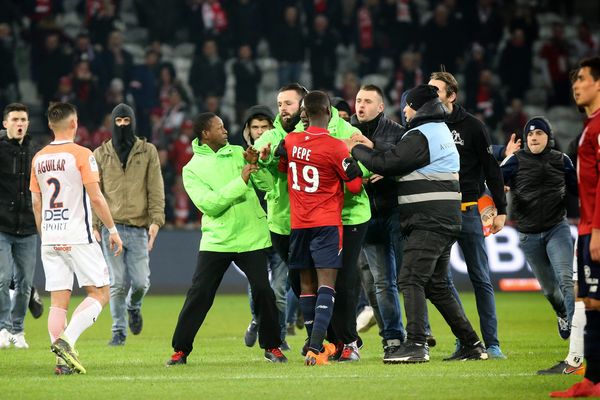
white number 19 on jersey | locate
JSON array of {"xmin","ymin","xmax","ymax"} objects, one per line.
[{"xmin": 289, "ymin": 161, "xmax": 320, "ymax": 193}]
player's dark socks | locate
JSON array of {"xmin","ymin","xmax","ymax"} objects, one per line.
[
  {"xmin": 299, "ymin": 294, "xmax": 316, "ymax": 338},
  {"xmin": 309, "ymin": 286, "xmax": 335, "ymax": 353},
  {"xmin": 584, "ymin": 310, "xmax": 600, "ymax": 383}
]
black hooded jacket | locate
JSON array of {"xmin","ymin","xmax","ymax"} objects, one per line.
[
  {"xmin": 0, "ymin": 131, "xmax": 37, "ymax": 235},
  {"xmin": 351, "ymin": 112, "xmax": 406, "ymax": 216},
  {"xmin": 111, "ymin": 103, "xmax": 137, "ymax": 167},
  {"xmin": 445, "ymin": 104, "xmax": 507, "ymax": 214}
]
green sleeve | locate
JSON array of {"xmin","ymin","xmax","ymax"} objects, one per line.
[
  {"xmin": 254, "ymin": 129, "xmax": 280, "ymax": 168},
  {"xmin": 182, "ymin": 166, "xmax": 248, "ymax": 217},
  {"xmin": 250, "ymin": 166, "xmax": 274, "ymax": 192}
]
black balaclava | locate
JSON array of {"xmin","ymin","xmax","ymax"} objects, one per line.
[{"xmin": 111, "ymin": 103, "xmax": 137, "ymax": 166}]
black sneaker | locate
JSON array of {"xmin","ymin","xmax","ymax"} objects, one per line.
[
  {"xmin": 166, "ymin": 351, "xmax": 187, "ymax": 366},
  {"xmin": 128, "ymin": 309, "xmax": 143, "ymax": 335},
  {"xmin": 264, "ymin": 347, "xmax": 288, "ymax": 363},
  {"xmin": 383, "ymin": 339, "xmax": 403, "ymax": 360},
  {"xmin": 384, "ymin": 341, "xmax": 429, "ymax": 364},
  {"xmin": 244, "ymin": 320, "xmax": 258, "ymax": 347},
  {"xmin": 557, "ymin": 315, "xmax": 571, "ymax": 340},
  {"xmin": 443, "ymin": 341, "xmax": 488, "ymax": 361},
  {"xmin": 29, "ymin": 287, "xmax": 43, "ymax": 319},
  {"xmin": 108, "ymin": 332, "xmax": 126, "ymax": 346}
]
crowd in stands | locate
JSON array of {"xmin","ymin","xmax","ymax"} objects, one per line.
[{"xmin": 0, "ymin": 0, "xmax": 597, "ymax": 226}]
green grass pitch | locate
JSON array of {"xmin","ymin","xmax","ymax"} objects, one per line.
[{"xmin": 0, "ymin": 292, "xmax": 582, "ymax": 399}]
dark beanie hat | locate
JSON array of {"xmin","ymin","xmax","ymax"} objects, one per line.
[
  {"xmin": 405, "ymin": 84, "xmax": 439, "ymax": 111},
  {"xmin": 331, "ymin": 97, "xmax": 352, "ymax": 115},
  {"xmin": 525, "ymin": 117, "xmax": 552, "ymax": 136}
]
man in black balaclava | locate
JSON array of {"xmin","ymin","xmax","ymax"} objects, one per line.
[
  {"xmin": 111, "ymin": 103, "xmax": 137, "ymax": 167},
  {"xmin": 93, "ymin": 103, "xmax": 165, "ymax": 346}
]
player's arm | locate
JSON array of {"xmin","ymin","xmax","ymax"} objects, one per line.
[
  {"xmin": 332, "ymin": 142, "xmax": 363, "ymax": 194},
  {"xmin": 85, "ymin": 181, "xmax": 123, "ymax": 256},
  {"xmin": 31, "ymin": 191, "xmax": 42, "ymax": 234},
  {"xmin": 182, "ymin": 164, "xmax": 249, "ymax": 217}
]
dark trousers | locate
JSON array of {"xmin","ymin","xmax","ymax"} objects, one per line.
[
  {"xmin": 399, "ymin": 229, "xmax": 479, "ymax": 345},
  {"xmin": 172, "ymin": 250, "xmax": 281, "ymax": 355}
]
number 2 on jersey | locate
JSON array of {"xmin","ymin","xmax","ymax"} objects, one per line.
[
  {"xmin": 46, "ymin": 177, "xmax": 64, "ymax": 208},
  {"xmin": 289, "ymin": 161, "xmax": 320, "ymax": 193}
]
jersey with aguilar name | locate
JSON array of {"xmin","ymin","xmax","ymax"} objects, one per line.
[
  {"xmin": 30, "ymin": 140, "xmax": 99, "ymax": 245},
  {"xmin": 279, "ymin": 127, "xmax": 354, "ymax": 229}
]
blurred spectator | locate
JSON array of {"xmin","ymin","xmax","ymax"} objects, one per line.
[
  {"xmin": 272, "ymin": 5, "xmax": 306, "ymax": 86},
  {"xmin": 539, "ymin": 22, "xmax": 572, "ymax": 106},
  {"xmin": 335, "ymin": 71, "xmax": 360, "ymax": 113},
  {"xmin": 338, "ymin": 0, "xmax": 358, "ymax": 46},
  {"xmin": 470, "ymin": 69, "xmax": 504, "ymax": 131},
  {"xmin": 303, "ymin": 0, "xmax": 342, "ymax": 32},
  {"xmin": 420, "ymin": 4, "xmax": 463, "ymax": 77},
  {"xmin": 169, "ymin": 119, "xmax": 195, "ymax": 175},
  {"xmin": 72, "ymin": 31, "xmax": 97, "ymax": 64},
  {"xmin": 572, "ymin": 21, "xmax": 598, "ymax": 61},
  {"xmin": 233, "ymin": 44, "xmax": 262, "ymax": 124},
  {"xmin": 96, "ymin": 30, "xmax": 133, "ymax": 91},
  {"xmin": 355, "ymin": 0, "xmax": 385, "ymax": 76},
  {"xmin": 158, "ymin": 62, "xmax": 189, "ymax": 111},
  {"xmin": 383, "ymin": 0, "xmax": 419, "ymax": 57},
  {"xmin": 464, "ymin": 43, "xmax": 488, "ymax": 108},
  {"xmin": 189, "ymin": 38, "xmax": 226, "ymax": 106},
  {"xmin": 186, "ymin": 0, "xmax": 229, "ymax": 54},
  {"xmin": 105, "ymin": 78, "xmax": 125, "ymax": 115},
  {"xmin": 85, "ymin": 0, "xmax": 118, "ymax": 47},
  {"xmin": 228, "ymin": 0, "xmax": 264, "ymax": 51},
  {"xmin": 500, "ymin": 98, "xmax": 528, "ymax": 143},
  {"xmin": 72, "ymin": 59, "xmax": 102, "ymax": 129},
  {"xmin": 508, "ymin": 4, "xmax": 539, "ymax": 46},
  {"xmin": 37, "ymin": 33, "xmax": 71, "ymax": 108},
  {"xmin": 133, "ymin": 0, "xmax": 182, "ymax": 44},
  {"xmin": 173, "ymin": 175, "xmax": 200, "ymax": 228},
  {"xmin": 464, "ymin": 0, "xmax": 503, "ymax": 56},
  {"xmin": 386, "ymin": 51, "xmax": 423, "ymax": 118},
  {"xmin": 53, "ymin": 75, "xmax": 76, "ymax": 103},
  {"xmin": 498, "ymin": 28, "xmax": 532, "ymax": 101},
  {"xmin": 0, "ymin": 23, "xmax": 18, "ymax": 110},
  {"xmin": 130, "ymin": 50, "xmax": 161, "ymax": 138},
  {"xmin": 308, "ymin": 14, "xmax": 338, "ymax": 91},
  {"xmin": 158, "ymin": 148, "xmax": 176, "ymax": 225},
  {"xmin": 154, "ymin": 87, "xmax": 189, "ymax": 146},
  {"xmin": 90, "ymin": 113, "xmax": 114, "ymax": 149}
]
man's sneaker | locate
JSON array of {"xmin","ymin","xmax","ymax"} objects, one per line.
[
  {"xmin": 128, "ymin": 309, "xmax": 143, "ymax": 335},
  {"xmin": 537, "ymin": 360, "xmax": 585, "ymax": 375},
  {"xmin": 108, "ymin": 331, "xmax": 126, "ymax": 346},
  {"xmin": 338, "ymin": 344, "xmax": 360, "ymax": 362},
  {"xmin": 426, "ymin": 334, "xmax": 437, "ymax": 348},
  {"xmin": 29, "ymin": 287, "xmax": 43, "ymax": 319},
  {"xmin": 444, "ymin": 341, "xmax": 488, "ymax": 361},
  {"xmin": 486, "ymin": 345, "xmax": 507, "ymax": 359},
  {"xmin": 0, "ymin": 329, "xmax": 12, "ymax": 349},
  {"xmin": 11, "ymin": 332, "xmax": 29, "ymax": 349},
  {"xmin": 51, "ymin": 337, "xmax": 86, "ymax": 374},
  {"xmin": 304, "ymin": 343, "xmax": 336, "ymax": 366},
  {"xmin": 384, "ymin": 341, "xmax": 429, "ymax": 364},
  {"xmin": 356, "ymin": 306, "xmax": 377, "ymax": 333},
  {"xmin": 557, "ymin": 315, "xmax": 570, "ymax": 340},
  {"xmin": 54, "ymin": 357, "xmax": 73, "ymax": 375},
  {"xmin": 166, "ymin": 351, "xmax": 187, "ymax": 366},
  {"xmin": 383, "ymin": 339, "xmax": 402, "ymax": 360},
  {"xmin": 244, "ymin": 320, "xmax": 258, "ymax": 347},
  {"xmin": 264, "ymin": 347, "xmax": 288, "ymax": 363},
  {"xmin": 279, "ymin": 341, "xmax": 290, "ymax": 351},
  {"xmin": 286, "ymin": 323, "xmax": 296, "ymax": 336},
  {"xmin": 550, "ymin": 378, "xmax": 597, "ymax": 398}
]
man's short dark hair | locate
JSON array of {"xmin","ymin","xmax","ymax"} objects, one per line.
[
  {"xmin": 193, "ymin": 112, "xmax": 217, "ymax": 140},
  {"xmin": 47, "ymin": 102, "xmax": 77, "ymax": 125},
  {"xmin": 249, "ymin": 114, "xmax": 273, "ymax": 125},
  {"xmin": 429, "ymin": 71, "xmax": 460, "ymax": 100},
  {"xmin": 579, "ymin": 56, "xmax": 600, "ymax": 81},
  {"xmin": 3, "ymin": 103, "xmax": 28, "ymax": 120},
  {"xmin": 278, "ymin": 83, "xmax": 308, "ymax": 99},
  {"xmin": 303, "ymin": 91, "xmax": 331, "ymax": 118},
  {"xmin": 359, "ymin": 84, "xmax": 384, "ymax": 101}
]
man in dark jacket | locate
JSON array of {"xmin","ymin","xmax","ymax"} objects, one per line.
[
  {"xmin": 348, "ymin": 84, "xmax": 487, "ymax": 363},
  {"xmin": 0, "ymin": 103, "xmax": 38, "ymax": 349},
  {"xmin": 429, "ymin": 71, "xmax": 507, "ymax": 359},
  {"xmin": 350, "ymin": 84, "xmax": 406, "ymax": 359}
]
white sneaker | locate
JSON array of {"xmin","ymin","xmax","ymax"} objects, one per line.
[
  {"xmin": 0, "ymin": 328, "xmax": 12, "ymax": 349},
  {"xmin": 11, "ymin": 332, "xmax": 29, "ymax": 349},
  {"xmin": 356, "ymin": 306, "xmax": 377, "ymax": 333}
]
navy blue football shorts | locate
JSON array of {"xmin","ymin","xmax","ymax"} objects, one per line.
[
  {"xmin": 577, "ymin": 234, "xmax": 600, "ymax": 299},
  {"xmin": 289, "ymin": 226, "xmax": 343, "ymax": 270}
]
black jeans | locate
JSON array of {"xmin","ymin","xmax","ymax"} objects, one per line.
[
  {"xmin": 172, "ymin": 250, "xmax": 281, "ymax": 355},
  {"xmin": 398, "ymin": 229, "xmax": 479, "ymax": 345}
]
